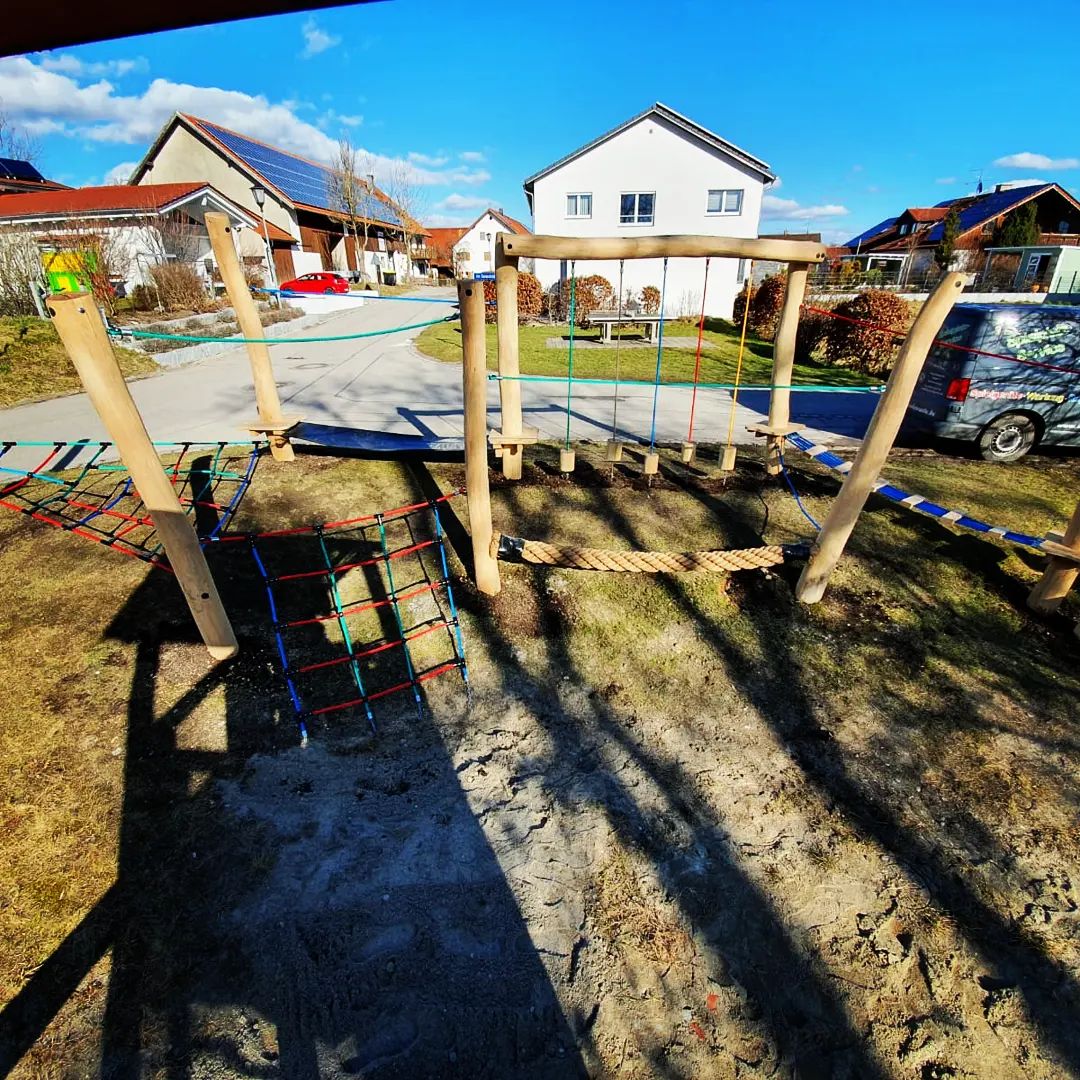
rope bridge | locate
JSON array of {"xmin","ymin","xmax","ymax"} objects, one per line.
[
  {"xmin": 232, "ymin": 493, "xmax": 469, "ymax": 737},
  {"xmin": 0, "ymin": 439, "xmax": 261, "ymax": 569},
  {"xmin": 494, "ymin": 533, "xmax": 808, "ymax": 573},
  {"xmin": 785, "ymin": 432, "xmax": 1047, "ymax": 550}
]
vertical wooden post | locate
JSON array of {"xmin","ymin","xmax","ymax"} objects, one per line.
[
  {"xmin": 495, "ymin": 241, "xmax": 524, "ymax": 480},
  {"xmin": 205, "ymin": 212, "xmax": 297, "ymax": 461},
  {"xmin": 796, "ymin": 272, "xmax": 964, "ymax": 604},
  {"xmin": 763, "ymin": 261, "xmax": 810, "ymax": 475},
  {"xmin": 459, "ymin": 279, "xmax": 501, "ymax": 595},
  {"xmin": 1028, "ymin": 500, "xmax": 1080, "ymax": 614},
  {"xmin": 49, "ymin": 293, "xmax": 239, "ymax": 660}
]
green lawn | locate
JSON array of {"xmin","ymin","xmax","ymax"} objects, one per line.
[
  {"xmin": 0, "ymin": 317, "xmax": 159, "ymax": 409},
  {"xmin": 415, "ymin": 318, "xmax": 878, "ymax": 388}
]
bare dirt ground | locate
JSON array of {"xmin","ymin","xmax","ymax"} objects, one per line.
[{"xmin": 2, "ymin": 444, "xmax": 1079, "ymax": 1078}]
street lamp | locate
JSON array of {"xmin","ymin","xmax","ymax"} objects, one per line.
[{"xmin": 250, "ymin": 184, "xmax": 278, "ymax": 303}]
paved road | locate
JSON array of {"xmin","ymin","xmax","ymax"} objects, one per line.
[{"xmin": 0, "ymin": 289, "xmax": 878, "ymax": 454}]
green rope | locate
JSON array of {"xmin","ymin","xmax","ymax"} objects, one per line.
[
  {"xmin": 487, "ymin": 374, "xmax": 884, "ymax": 393},
  {"xmin": 108, "ymin": 314, "xmax": 454, "ymax": 346},
  {"xmin": 565, "ymin": 264, "xmax": 577, "ymax": 450}
]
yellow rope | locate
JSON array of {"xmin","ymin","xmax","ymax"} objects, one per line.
[
  {"xmin": 723, "ymin": 260, "xmax": 754, "ymax": 450},
  {"xmin": 492, "ymin": 534, "xmax": 787, "ymax": 574}
]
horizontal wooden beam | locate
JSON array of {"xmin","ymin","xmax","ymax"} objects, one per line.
[{"xmin": 499, "ymin": 232, "xmax": 827, "ymax": 264}]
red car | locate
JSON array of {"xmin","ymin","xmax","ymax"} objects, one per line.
[{"xmin": 280, "ymin": 272, "xmax": 350, "ymax": 295}]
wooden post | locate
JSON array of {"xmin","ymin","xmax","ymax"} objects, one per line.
[
  {"xmin": 49, "ymin": 293, "xmax": 239, "ymax": 660},
  {"xmin": 795, "ymin": 272, "xmax": 964, "ymax": 604},
  {"xmin": 495, "ymin": 241, "xmax": 524, "ymax": 479},
  {"xmin": 205, "ymin": 211, "xmax": 298, "ymax": 461},
  {"xmin": 1028, "ymin": 500, "xmax": 1080, "ymax": 614},
  {"xmin": 760, "ymin": 261, "xmax": 810, "ymax": 475},
  {"xmin": 458, "ymin": 279, "xmax": 501, "ymax": 595}
]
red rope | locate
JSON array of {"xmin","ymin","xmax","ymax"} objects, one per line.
[
  {"xmin": 285, "ymin": 579, "xmax": 446, "ymax": 628},
  {"xmin": 686, "ymin": 258, "xmax": 710, "ymax": 443},
  {"xmin": 213, "ymin": 489, "xmax": 463, "ymax": 542},
  {"xmin": 803, "ymin": 305, "xmax": 1080, "ymax": 375},
  {"xmin": 306, "ymin": 660, "xmax": 459, "ymax": 717},
  {"xmin": 295, "ymin": 620, "xmax": 449, "ymax": 674},
  {"xmin": 274, "ymin": 538, "xmax": 437, "ymax": 582}
]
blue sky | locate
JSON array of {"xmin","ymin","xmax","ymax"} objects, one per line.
[{"xmin": 2, "ymin": 0, "xmax": 1077, "ymax": 243}]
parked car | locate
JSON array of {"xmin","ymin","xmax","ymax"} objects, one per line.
[
  {"xmin": 904, "ymin": 304, "xmax": 1080, "ymax": 461},
  {"xmin": 280, "ymin": 272, "xmax": 350, "ymax": 295}
]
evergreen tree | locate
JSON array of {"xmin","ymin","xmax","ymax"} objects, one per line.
[
  {"xmin": 993, "ymin": 202, "xmax": 1041, "ymax": 247},
  {"xmin": 934, "ymin": 208, "xmax": 961, "ymax": 270}
]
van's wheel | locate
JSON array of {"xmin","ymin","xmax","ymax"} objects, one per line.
[{"xmin": 978, "ymin": 413, "xmax": 1038, "ymax": 462}]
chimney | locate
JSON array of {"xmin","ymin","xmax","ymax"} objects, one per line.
[{"xmin": 367, "ymin": 173, "xmax": 375, "ymax": 187}]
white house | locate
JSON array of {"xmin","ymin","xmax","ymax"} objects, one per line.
[
  {"xmin": 453, "ymin": 208, "xmax": 531, "ymax": 278},
  {"xmin": 523, "ymin": 102, "xmax": 775, "ymax": 318}
]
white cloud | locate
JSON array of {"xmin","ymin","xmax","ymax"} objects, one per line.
[
  {"xmin": 994, "ymin": 151, "xmax": 1078, "ymax": 170},
  {"xmin": 338, "ymin": 114, "xmax": 363, "ymax": 127},
  {"xmin": 409, "ymin": 151, "xmax": 449, "ymax": 167},
  {"xmin": 38, "ymin": 53, "xmax": 148, "ymax": 78},
  {"xmin": 426, "ymin": 212, "xmax": 472, "ymax": 227},
  {"xmin": 762, "ymin": 195, "xmax": 848, "ymax": 221},
  {"xmin": 0, "ymin": 55, "xmax": 487, "ymax": 192},
  {"xmin": 103, "ymin": 160, "xmax": 137, "ymax": 184},
  {"xmin": 1000, "ymin": 177, "xmax": 1049, "ymax": 187},
  {"xmin": 458, "ymin": 150, "xmax": 485, "ymax": 163},
  {"xmin": 935, "ymin": 176, "xmax": 957, "ymax": 185},
  {"xmin": 437, "ymin": 193, "xmax": 488, "ymax": 211},
  {"xmin": 300, "ymin": 18, "xmax": 341, "ymax": 59}
]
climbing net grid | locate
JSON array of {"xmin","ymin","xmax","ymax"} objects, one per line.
[
  {"xmin": 0, "ymin": 439, "xmax": 261, "ymax": 569},
  {"xmin": 222, "ymin": 493, "xmax": 469, "ymax": 736}
]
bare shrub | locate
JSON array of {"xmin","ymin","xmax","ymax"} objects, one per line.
[
  {"xmin": 0, "ymin": 229, "xmax": 45, "ymax": 316},
  {"xmin": 823, "ymin": 290, "xmax": 913, "ymax": 375},
  {"xmin": 560, "ymin": 274, "xmax": 614, "ymax": 326},
  {"xmin": 149, "ymin": 262, "xmax": 213, "ymax": 312},
  {"xmin": 481, "ymin": 271, "xmax": 544, "ymax": 324}
]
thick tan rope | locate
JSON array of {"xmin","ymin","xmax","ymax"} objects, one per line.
[{"xmin": 492, "ymin": 534, "xmax": 787, "ymax": 573}]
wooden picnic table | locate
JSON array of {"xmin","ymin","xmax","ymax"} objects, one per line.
[{"xmin": 586, "ymin": 310, "xmax": 661, "ymax": 343}]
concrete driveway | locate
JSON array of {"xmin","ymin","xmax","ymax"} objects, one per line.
[{"xmin": 0, "ymin": 288, "xmax": 878, "ymax": 452}]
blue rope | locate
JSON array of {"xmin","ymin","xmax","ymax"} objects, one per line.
[
  {"xmin": 647, "ymin": 258, "xmax": 669, "ymax": 450},
  {"xmin": 777, "ymin": 446, "xmax": 822, "ymax": 531},
  {"xmin": 259, "ymin": 287, "xmax": 458, "ymax": 306}
]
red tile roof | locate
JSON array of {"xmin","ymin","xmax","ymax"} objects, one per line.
[
  {"xmin": 486, "ymin": 208, "xmax": 531, "ymax": 235},
  {"xmin": 902, "ymin": 207, "xmax": 949, "ymax": 223},
  {"xmin": 427, "ymin": 226, "xmax": 467, "ymax": 265},
  {"xmin": 0, "ymin": 183, "xmax": 208, "ymax": 220}
]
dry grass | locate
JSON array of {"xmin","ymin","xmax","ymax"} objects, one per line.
[
  {"xmin": 0, "ymin": 317, "xmax": 157, "ymax": 407},
  {"xmin": 593, "ymin": 850, "xmax": 692, "ymax": 967}
]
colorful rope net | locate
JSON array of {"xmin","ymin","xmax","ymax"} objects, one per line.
[
  {"xmin": 234, "ymin": 493, "xmax": 469, "ymax": 737},
  {"xmin": 0, "ymin": 439, "xmax": 261, "ymax": 570}
]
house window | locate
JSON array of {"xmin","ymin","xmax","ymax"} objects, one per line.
[
  {"xmin": 706, "ymin": 189, "xmax": 743, "ymax": 215},
  {"xmin": 566, "ymin": 193, "xmax": 592, "ymax": 218},
  {"xmin": 898, "ymin": 223, "xmax": 910, "ymax": 236},
  {"xmin": 620, "ymin": 192, "xmax": 655, "ymax": 225},
  {"xmin": 482, "ymin": 251, "xmax": 491, "ymax": 263},
  {"xmin": 736, "ymin": 258, "xmax": 747, "ymax": 280},
  {"xmin": 460, "ymin": 250, "xmax": 471, "ymax": 262}
]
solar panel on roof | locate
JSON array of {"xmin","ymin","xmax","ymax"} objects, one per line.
[
  {"xmin": 0, "ymin": 157, "xmax": 45, "ymax": 182},
  {"xmin": 199, "ymin": 121, "xmax": 402, "ymax": 226},
  {"xmin": 923, "ymin": 185, "xmax": 1047, "ymax": 243},
  {"xmin": 843, "ymin": 217, "xmax": 897, "ymax": 248}
]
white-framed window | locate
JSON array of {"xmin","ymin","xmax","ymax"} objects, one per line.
[
  {"xmin": 566, "ymin": 193, "xmax": 592, "ymax": 218},
  {"xmin": 620, "ymin": 192, "xmax": 655, "ymax": 225},
  {"xmin": 707, "ymin": 189, "xmax": 743, "ymax": 215},
  {"xmin": 460, "ymin": 250, "xmax": 471, "ymax": 262},
  {"xmin": 482, "ymin": 251, "xmax": 491, "ymax": 263}
]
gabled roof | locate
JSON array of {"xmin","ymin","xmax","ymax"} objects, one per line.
[
  {"xmin": 132, "ymin": 113, "xmax": 404, "ymax": 229},
  {"xmin": 249, "ymin": 214, "xmax": 295, "ymax": 244},
  {"xmin": 0, "ymin": 182, "xmax": 246, "ymax": 222},
  {"xmin": 470, "ymin": 207, "xmax": 531, "ymax": 236},
  {"xmin": 426, "ymin": 226, "xmax": 467, "ymax": 265},
  {"xmin": 843, "ymin": 217, "xmax": 899, "ymax": 249},
  {"xmin": 523, "ymin": 102, "xmax": 775, "ymax": 191},
  {"xmin": 900, "ymin": 207, "xmax": 949, "ymax": 223}
]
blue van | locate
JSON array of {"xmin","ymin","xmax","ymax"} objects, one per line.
[{"xmin": 905, "ymin": 303, "xmax": 1080, "ymax": 461}]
